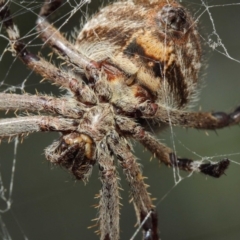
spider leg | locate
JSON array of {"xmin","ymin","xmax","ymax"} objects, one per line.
[
  {"xmin": 0, "ymin": 93, "xmax": 85, "ymax": 118},
  {"xmin": 0, "ymin": 1, "xmax": 96, "ymax": 104},
  {"xmin": 97, "ymin": 140, "xmax": 120, "ymax": 240},
  {"xmin": 107, "ymin": 131, "xmax": 159, "ymax": 240},
  {"xmin": 0, "ymin": 116, "xmax": 78, "ymax": 139},
  {"xmin": 36, "ymin": 0, "xmax": 101, "ymax": 80},
  {"xmin": 152, "ymin": 104, "xmax": 240, "ymax": 130},
  {"xmin": 116, "ymin": 116, "xmax": 230, "ymax": 178}
]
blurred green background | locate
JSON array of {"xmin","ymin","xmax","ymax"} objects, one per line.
[{"xmin": 0, "ymin": 0, "xmax": 240, "ymax": 239}]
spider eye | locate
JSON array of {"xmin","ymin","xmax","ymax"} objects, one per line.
[{"xmin": 157, "ymin": 5, "xmax": 189, "ymax": 33}]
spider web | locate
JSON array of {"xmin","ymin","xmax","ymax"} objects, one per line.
[{"xmin": 0, "ymin": 0, "xmax": 240, "ymax": 240}]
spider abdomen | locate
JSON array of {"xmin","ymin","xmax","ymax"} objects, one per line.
[{"xmin": 76, "ymin": 0, "xmax": 202, "ymax": 111}]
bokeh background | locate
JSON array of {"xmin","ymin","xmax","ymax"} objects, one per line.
[{"xmin": 0, "ymin": 0, "xmax": 240, "ymax": 239}]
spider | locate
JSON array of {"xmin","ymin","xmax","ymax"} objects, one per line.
[{"xmin": 0, "ymin": 0, "xmax": 239, "ymax": 239}]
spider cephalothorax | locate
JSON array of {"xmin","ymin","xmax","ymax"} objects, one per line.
[{"xmin": 0, "ymin": 1, "xmax": 239, "ymax": 240}]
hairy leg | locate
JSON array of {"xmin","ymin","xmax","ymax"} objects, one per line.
[
  {"xmin": 0, "ymin": 116, "xmax": 78, "ymax": 139},
  {"xmin": 107, "ymin": 131, "xmax": 159, "ymax": 240},
  {"xmin": 97, "ymin": 141, "xmax": 120, "ymax": 240},
  {"xmin": 36, "ymin": 0, "xmax": 100, "ymax": 80},
  {"xmin": 153, "ymin": 104, "xmax": 240, "ymax": 130},
  {"xmin": 0, "ymin": 93, "xmax": 85, "ymax": 118},
  {"xmin": 116, "ymin": 116, "xmax": 230, "ymax": 178},
  {"xmin": 0, "ymin": 1, "xmax": 96, "ymax": 104}
]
